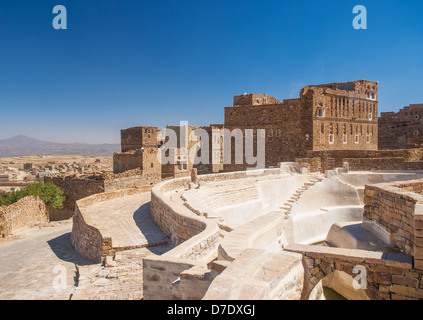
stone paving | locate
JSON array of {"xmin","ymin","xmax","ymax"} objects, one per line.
[
  {"xmin": 0, "ymin": 220, "xmax": 92, "ymax": 300},
  {"xmin": 82, "ymin": 192, "xmax": 170, "ymax": 250},
  {"xmin": 70, "ymin": 243, "xmax": 174, "ymax": 300},
  {"xmin": 0, "ymin": 194, "xmax": 175, "ymax": 300}
]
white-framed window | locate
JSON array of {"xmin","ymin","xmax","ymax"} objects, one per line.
[
  {"xmin": 269, "ymin": 129, "xmax": 273, "ymax": 137},
  {"xmin": 329, "ymin": 134, "xmax": 334, "ymax": 144},
  {"xmin": 276, "ymin": 129, "xmax": 281, "ymax": 137},
  {"xmin": 367, "ymin": 135, "xmax": 371, "ymax": 144},
  {"xmin": 355, "ymin": 134, "xmax": 359, "ymax": 144},
  {"xmin": 368, "ymin": 113, "xmax": 373, "ymax": 121},
  {"xmin": 343, "ymin": 134, "xmax": 348, "ymax": 144},
  {"xmin": 415, "ymin": 115, "xmax": 419, "ymax": 120},
  {"xmin": 415, "ymin": 131, "xmax": 419, "ymax": 136}
]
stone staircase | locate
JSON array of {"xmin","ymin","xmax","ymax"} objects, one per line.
[{"xmin": 279, "ymin": 175, "xmax": 325, "ymax": 219}]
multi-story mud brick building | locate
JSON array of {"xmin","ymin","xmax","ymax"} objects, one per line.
[
  {"xmin": 379, "ymin": 104, "xmax": 423, "ymax": 150},
  {"xmin": 224, "ymin": 80, "xmax": 379, "ymax": 171}
]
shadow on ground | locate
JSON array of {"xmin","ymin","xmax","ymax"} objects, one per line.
[
  {"xmin": 47, "ymin": 232, "xmax": 97, "ymax": 266},
  {"xmin": 133, "ymin": 202, "xmax": 174, "ymax": 255}
]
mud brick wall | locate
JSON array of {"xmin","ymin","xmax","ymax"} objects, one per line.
[{"xmin": 0, "ymin": 196, "xmax": 48, "ymax": 238}]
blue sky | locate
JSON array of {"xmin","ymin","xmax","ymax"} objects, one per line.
[{"xmin": 0, "ymin": 0, "xmax": 422, "ymax": 143}]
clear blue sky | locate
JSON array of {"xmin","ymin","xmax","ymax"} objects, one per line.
[{"xmin": 1, "ymin": 0, "xmax": 422, "ymax": 143}]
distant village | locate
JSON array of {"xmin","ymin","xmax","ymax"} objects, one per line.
[{"xmin": 0, "ymin": 156, "xmax": 112, "ymax": 193}]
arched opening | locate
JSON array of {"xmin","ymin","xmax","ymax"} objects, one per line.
[{"xmin": 309, "ymin": 270, "xmax": 370, "ymax": 300}]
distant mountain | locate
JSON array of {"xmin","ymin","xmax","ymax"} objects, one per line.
[{"xmin": 0, "ymin": 135, "xmax": 120, "ymax": 157}]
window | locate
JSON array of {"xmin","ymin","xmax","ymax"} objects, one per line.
[
  {"xmin": 355, "ymin": 135, "xmax": 359, "ymax": 144},
  {"xmin": 415, "ymin": 115, "xmax": 419, "ymax": 120},
  {"xmin": 415, "ymin": 131, "xmax": 419, "ymax": 136},
  {"xmin": 368, "ymin": 113, "xmax": 373, "ymax": 121},
  {"xmin": 276, "ymin": 129, "xmax": 281, "ymax": 137},
  {"xmin": 269, "ymin": 130, "xmax": 273, "ymax": 137},
  {"xmin": 329, "ymin": 134, "xmax": 334, "ymax": 144},
  {"xmin": 317, "ymin": 108, "xmax": 324, "ymax": 117},
  {"xmin": 343, "ymin": 134, "xmax": 347, "ymax": 144},
  {"xmin": 321, "ymin": 123, "xmax": 324, "ymax": 134}
]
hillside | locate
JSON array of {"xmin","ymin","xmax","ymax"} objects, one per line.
[{"xmin": 0, "ymin": 135, "xmax": 120, "ymax": 157}]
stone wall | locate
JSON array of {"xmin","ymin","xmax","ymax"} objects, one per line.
[
  {"xmin": 223, "ymin": 80, "xmax": 378, "ymax": 171},
  {"xmin": 45, "ymin": 176, "xmax": 105, "ymax": 221},
  {"xmin": 46, "ymin": 170, "xmax": 156, "ymax": 221},
  {"xmin": 304, "ymin": 149, "xmax": 423, "ymax": 172},
  {"xmin": 120, "ymin": 126, "xmax": 160, "ymax": 152},
  {"xmin": 295, "ymin": 158, "xmax": 322, "ymax": 173},
  {"xmin": 363, "ymin": 179, "xmax": 423, "ymax": 270},
  {"xmin": 285, "ymin": 243, "xmax": 423, "ymax": 300},
  {"xmin": 150, "ymin": 178, "xmax": 212, "ymax": 246},
  {"xmin": 344, "ymin": 158, "xmax": 405, "ymax": 171},
  {"xmin": 71, "ymin": 187, "xmax": 152, "ymax": 262},
  {"xmin": 0, "ymin": 196, "xmax": 49, "ymax": 238},
  {"xmin": 379, "ymin": 104, "xmax": 423, "ymax": 150}
]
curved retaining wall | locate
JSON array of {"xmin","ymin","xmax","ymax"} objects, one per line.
[
  {"xmin": 144, "ymin": 167, "xmax": 300, "ymax": 300},
  {"xmin": 71, "ymin": 187, "xmax": 152, "ymax": 263}
]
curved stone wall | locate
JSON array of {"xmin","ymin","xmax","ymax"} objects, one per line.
[{"xmin": 71, "ymin": 187, "xmax": 151, "ymax": 263}]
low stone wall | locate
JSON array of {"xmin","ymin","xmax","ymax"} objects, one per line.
[
  {"xmin": 71, "ymin": 187, "xmax": 152, "ymax": 262},
  {"xmin": 285, "ymin": 243, "xmax": 423, "ymax": 300},
  {"xmin": 364, "ymin": 179, "xmax": 423, "ymax": 270},
  {"xmin": 0, "ymin": 196, "xmax": 49, "ymax": 238},
  {"xmin": 344, "ymin": 158, "xmax": 405, "ymax": 171},
  {"xmin": 295, "ymin": 158, "xmax": 322, "ymax": 173},
  {"xmin": 305, "ymin": 149, "xmax": 423, "ymax": 172}
]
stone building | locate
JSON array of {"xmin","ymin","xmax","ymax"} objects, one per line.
[
  {"xmin": 224, "ymin": 80, "xmax": 379, "ymax": 171},
  {"xmin": 120, "ymin": 126, "xmax": 162, "ymax": 152},
  {"xmin": 379, "ymin": 104, "xmax": 423, "ymax": 150},
  {"xmin": 117, "ymin": 123, "xmax": 225, "ymax": 178},
  {"xmin": 113, "ymin": 147, "xmax": 161, "ymax": 181}
]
